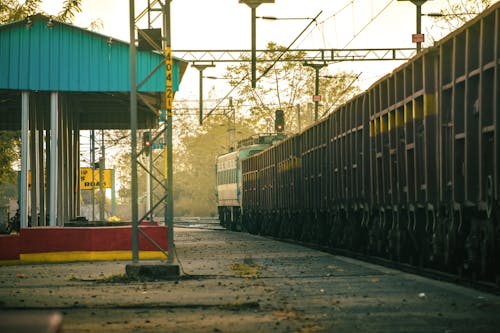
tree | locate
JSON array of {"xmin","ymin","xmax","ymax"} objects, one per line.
[
  {"xmin": 168, "ymin": 42, "xmax": 360, "ymax": 216},
  {"xmin": 0, "ymin": 0, "xmax": 82, "ymax": 24},
  {"xmin": 173, "ymin": 115, "xmax": 256, "ymax": 216},
  {"xmin": 0, "ymin": 1, "xmax": 84, "ymax": 211},
  {"xmin": 224, "ymin": 42, "xmax": 359, "ymax": 134},
  {"xmin": 425, "ymin": 0, "xmax": 494, "ymax": 44},
  {"xmin": 0, "ymin": 132, "xmax": 20, "ymax": 207}
]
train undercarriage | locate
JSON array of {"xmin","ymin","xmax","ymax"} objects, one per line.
[{"xmin": 238, "ymin": 202, "xmax": 499, "ymax": 286}]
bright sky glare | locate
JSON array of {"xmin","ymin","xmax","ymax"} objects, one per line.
[{"xmin": 40, "ymin": 0, "xmax": 478, "ymax": 100}]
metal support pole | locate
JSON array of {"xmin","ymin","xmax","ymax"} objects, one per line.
[
  {"xmin": 38, "ymin": 104, "xmax": 45, "ymax": 226},
  {"xmin": 398, "ymin": 0, "xmax": 427, "ymax": 52},
  {"xmin": 90, "ymin": 130, "xmax": 95, "ymax": 221},
  {"xmin": 148, "ymin": 149, "xmax": 153, "ymax": 222},
  {"xmin": 49, "ymin": 92, "xmax": 58, "ymax": 227},
  {"xmin": 314, "ymin": 67, "xmax": 320, "ymax": 122},
  {"xmin": 20, "ymin": 92, "xmax": 29, "ymax": 229},
  {"xmin": 111, "ymin": 169, "xmax": 116, "ymax": 216},
  {"xmin": 193, "ymin": 63, "xmax": 215, "ymax": 125},
  {"xmin": 251, "ymin": 6, "xmax": 257, "ymax": 88},
  {"xmin": 29, "ymin": 102, "xmax": 37, "ymax": 226},
  {"xmin": 99, "ymin": 130, "xmax": 105, "ymax": 221},
  {"xmin": 164, "ymin": 0, "xmax": 174, "ymax": 264},
  {"xmin": 240, "ymin": 1, "xmax": 275, "ymax": 88},
  {"xmin": 303, "ymin": 62, "xmax": 326, "ymax": 122},
  {"xmin": 296, "ymin": 104, "xmax": 301, "ymax": 132},
  {"xmin": 416, "ymin": 3, "xmax": 422, "ymax": 52},
  {"xmin": 228, "ymin": 97, "xmax": 236, "ymax": 151},
  {"xmin": 130, "ymin": 0, "xmax": 139, "ymax": 263}
]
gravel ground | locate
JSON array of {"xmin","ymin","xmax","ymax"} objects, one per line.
[{"xmin": 1, "ymin": 224, "xmax": 500, "ymax": 332}]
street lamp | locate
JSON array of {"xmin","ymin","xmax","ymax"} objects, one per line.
[{"xmin": 239, "ymin": 0, "xmax": 275, "ymax": 88}]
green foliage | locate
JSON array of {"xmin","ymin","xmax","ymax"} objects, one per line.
[
  {"xmin": 224, "ymin": 41, "xmax": 359, "ymax": 134},
  {"xmin": 0, "ymin": 0, "xmax": 82, "ymax": 24},
  {"xmin": 170, "ymin": 42, "xmax": 361, "ymax": 216},
  {"xmin": 173, "ymin": 116, "xmax": 256, "ymax": 216},
  {"xmin": 0, "ymin": 131, "xmax": 20, "ymax": 206},
  {"xmin": 429, "ymin": 0, "xmax": 493, "ymax": 35},
  {"xmin": 0, "ymin": 0, "xmax": 40, "ymax": 24}
]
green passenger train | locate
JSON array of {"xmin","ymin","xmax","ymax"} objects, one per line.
[{"xmin": 215, "ymin": 134, "xmax": 286, "ymax": 230}]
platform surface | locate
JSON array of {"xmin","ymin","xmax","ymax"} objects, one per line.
[{"xmin": 1, "ymin": 222, "xmax": 499, "ymax": 332}]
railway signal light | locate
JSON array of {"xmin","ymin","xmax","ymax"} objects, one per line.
[
  {"xmin": 143, "ymin": 131, "xmax": 152, "ymax": 155},
  {"xmin": 275, "ymin": 109, "xmax": 285, "ymax": 132}
]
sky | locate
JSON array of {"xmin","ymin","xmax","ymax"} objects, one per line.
[
  {"xmin": 38, "ymin": 0, "xmax": 477, "ymax": 102},
  {"xmin": 37, "ymin": 0, "xmax": 494, "ymax": 110},
  {"xmin": 34, "ymin": 0, "xmax": 489, "ymax": 202}
]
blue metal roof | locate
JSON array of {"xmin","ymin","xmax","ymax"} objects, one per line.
[{"xmin": 0, "ymin": 15, "xmax": 184, "ymax": 92}]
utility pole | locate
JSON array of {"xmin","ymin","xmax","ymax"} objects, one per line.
[
  {"xmin": 303, "ymin": 62, "xmax": 327, "ymax": 122},
  {"xmin": 228, "ymin": 97, "xmax": 236, "ymax": 151},
  {"xmin": 126, "ymin": 0, "xmax": 179, "ymax": 277},
  {"xmin": 99, "ymin": 130, "xmax": 105, "ymax": 221},
  {"xmin": 296, "ymin": 104, "xmax": 301, "ymax": 132},
  {"xmin": 398, "ymin": 0, "xmax": 428, "ymax": 52},
  {"xmin": 163, "ymin": 0, "xmax": 175, "ymax": 265},
  {"xmin": 129, "ymin": 0, "xmax": 139, "ymax": 263},
  {"xmin": 239, "ymin": 0, "xmax": 275, "ymax": 88},
  {"xmin": 90, "ymin": 129, "xmax": 95, "ymax": 221}
]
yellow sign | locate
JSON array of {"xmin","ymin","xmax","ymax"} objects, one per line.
[
  {"xmin": 165, "ymin": 46, "xmax": 173, "ymax": 117},
  {"xmin": 80, "ymin": 168, "xmax": 113, "ymax": 190}
]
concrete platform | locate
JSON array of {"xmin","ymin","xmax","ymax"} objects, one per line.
[{"xmin": 0, "ymin": 223, "xmax": 499, "ymax": 332}]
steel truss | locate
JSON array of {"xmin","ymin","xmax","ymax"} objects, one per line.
[{"xmin": 173, "ymin": 48, "xmax": 416, "ymax": 64}]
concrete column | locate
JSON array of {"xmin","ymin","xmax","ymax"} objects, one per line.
[
  {"xmin": 29, "ymin": 96, "xmax": 38, "ymax": 226},
  {"xmin": 20, "ymin": 92, "xmax": 30, "ymax": 229},
  {"xmin": 38, "ymin": 100, "xmax": 45, "ymax": 226},
  {"xmin": 49, "ymin": 92, "xmax": 58, "ymax": 226}
]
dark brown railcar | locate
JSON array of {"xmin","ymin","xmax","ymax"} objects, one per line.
[{"xmin": 236, "ymin": 2, "xmax": 500, "ymax": 285}]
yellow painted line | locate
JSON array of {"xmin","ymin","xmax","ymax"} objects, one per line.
[
  {"xmin": 19, "ymin": 251, "xmax": 167, "ymax": 263},
  {"xmin": 404, "ymin": 104, "xmax": 412, "ymax": 124},
  {"xmin": 396, "ymin": 109, "xmax": 404, "ymax": 127},
  {"xmin": 424, "ymin": 93, "xmax": 436, "ymax": 116},
  {"xmin": 0, "ymin": 260, "xmax": 22, "ymax": 266},
  {"xmin": 413, "ymin": 100, "xmax": 423, "ymax": 121},
  {"xmin": 379, "ymin": 116, "xmax": 388, "ymax": 134}
]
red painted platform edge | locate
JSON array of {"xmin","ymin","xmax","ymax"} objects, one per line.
[
  {"xmin": 0, "ymin": 235, "xmax": 21, "ymax": 260},
  {"xmin": 0, "ymin": 226, "xmax": 168, "ymax": 260}
]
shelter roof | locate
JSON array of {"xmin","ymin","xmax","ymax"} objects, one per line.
[{"xmin": 0, "ymin": 14, "xmax": 187, "ymax": 129}]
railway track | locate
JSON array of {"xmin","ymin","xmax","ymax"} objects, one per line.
[{"xmin": 272, "ymin": 236, "xmax": 500, "ymax": 296}]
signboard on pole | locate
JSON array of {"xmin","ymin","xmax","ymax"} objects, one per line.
[
  {"xmin": 412, "ymin": 33, "xmax": 425, "ymax": 43},
  {"xmin": 313, "ymin": 95, "xmax": 322, "ymax": 102},
  {"xmin": 80, "ymin": 168, "xmax": 113, "ymax": 190}
]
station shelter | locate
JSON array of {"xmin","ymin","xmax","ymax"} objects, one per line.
[{"xmin": 0, "ymin": 15, "xmax": 187, "ymax": 262}]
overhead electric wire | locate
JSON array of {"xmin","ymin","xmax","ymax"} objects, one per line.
[
  {"xmin": 321, "ymin": 72, "xmax": 362, "ymax": 118},
  {"xmin": 341, "ymin": 0, "xmax": 394, "ymax": 49},
  {"xmin": 202, "ymin": 10, "xmax": 323, "ymax": 122},
  {"xmin": 298, "ymin": 0, "xmax": 353, "ymax": 48}
]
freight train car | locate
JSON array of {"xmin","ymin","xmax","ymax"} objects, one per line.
[
  {"xmin": 237, "ymin": 3, "xmax": 500, "ymax": 285},
  {"xmin": 215, "ymin": 133, "xmax": 286, "ymax": 230}
]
